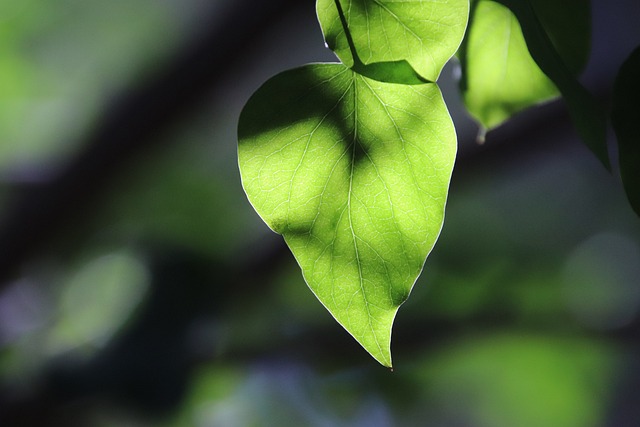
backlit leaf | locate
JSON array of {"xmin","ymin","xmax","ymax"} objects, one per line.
[
  {"xmin": 496, "ymin": 0, "xmax": 609, "ymax": 168},
  {"xmin": 317, "ymin": 0, "xmax": 469, "ymax": 82},
  {"xmin": 238, "ymin": 63, "xmax": 456, "ymax": 366},
  {"xmin": 460, "ymin": 0, "xmax": 559, "ymax": 131},
  {"xmin": 460, "ymin": 0, "xmax": 600, "ymax": 161}
]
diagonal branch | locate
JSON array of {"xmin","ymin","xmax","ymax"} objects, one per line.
[{"xmin": 0, "ymin": 0, "xmax": 304, "ymax": 289}]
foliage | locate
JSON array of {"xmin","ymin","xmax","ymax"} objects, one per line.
[
  {"xmin": 316, "ymin": 0, "xmax": 468, "ymax": 82},
  {"xmin": 239, "ymin": 0, "xmax": 466, "ymax": 366},
  {"xmin": 1, "ymin": 0, "xmax": 640, "ymax": 424},
  {"xmin": 612, "ymin": 46, "xmax": 640, "ymax": 216},
  {"xmin": 460, "ymin": 0, "xmax": 561, "ymax": 133},
  {"xmin": 492, "ymin": 0, "xmax": 608, "ymax": 167},
  {"xmin": 238, "ymin": 0, "xmax": 640, "ymax": 366},
  {"xmin": 238, "ymin": 64, "xmax": 456, "ymax": 366}
]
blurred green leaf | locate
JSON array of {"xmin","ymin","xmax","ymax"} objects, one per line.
[
  {"xmin": 563, "ymin": 232, "xmax": 640, "ymax": 329},
  {"xmin": 0, "ymin": 0, "xmax": 180, "ymax": 172},
  {"xmin": 238, "ymin": 63, "xmax": 456, "ymax": 367},
  {"xmin": 93, "ymin": 135, "xmax": 262, "ymax": 261},
  {"xmin": 46, "ymin": 251, "xmax": 149, "ymax": 354},
  {"xmin": 612, "ymin": 45, "xmax": 640, "ymax": 216},
  {"xmin": 0, "ymin": 0, "xmax": 50, "ymax": 165},
  {"xmin": 165, "ymin": 365, "xmax": 246, "ymax": 427},
  {"xmin": 415, "ymin": 334, "xmax": 616, "ymax": 427},
  {"xmin": 316, "ymin": 0, "xmax": 469, "ymax": 81}
]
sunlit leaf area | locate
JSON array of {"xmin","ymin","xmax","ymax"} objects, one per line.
[
  {"xmin": 239, "ymin": 64, "xmax": 457, "ymax": 367},
  {"xmin": 1, "ymin": 0, "xmax": 640, "ymax": 426}
]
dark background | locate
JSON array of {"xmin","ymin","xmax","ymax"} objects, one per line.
[{"xmin": 1, "ymin": 0, "xmax": 640, "ymax": 425}]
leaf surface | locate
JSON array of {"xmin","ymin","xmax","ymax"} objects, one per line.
[
  {"xmin": 461, "ymin": 0, "xmax": 591, "ymax": 132},
  {"xmin": 529, "ymin": 0, "xmax": 590, "ymax": 75},
  {"xmin": 460, "ymin": 0, "xmax": 559, "ymax": 131},
  {"xmin": 612, "ymin": 46, "xmax": 640, "ymax": 217},
  {"xmin": 238, "ymin": 64, "xmax": 456, "ymax": 366},
  {"xmin": 496, "ymin": 0, "xmax": 609, "ymax": 168},
  {"xmin": 317, "ymin": 0, "xmax": 469, "ymax": 82}
]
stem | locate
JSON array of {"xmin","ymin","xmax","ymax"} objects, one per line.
[{"xmin": 333, "ymin": 0, "xmax": 364, "ymax": 67}]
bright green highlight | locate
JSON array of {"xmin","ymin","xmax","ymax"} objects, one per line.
[
  {"xmin": 317, "ymin": 0, "xmax": 469, "ymax": 82},
  {"xmin": 238, "ymin": 63, "xmax": 456, "ymax": 366},
  {"xmin": 461, "ymin": 0, "xmax": 558, "ymax": 130}
]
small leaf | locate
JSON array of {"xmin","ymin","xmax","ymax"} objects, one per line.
[
  {"xmin": 238, "ymin": 64, "xmax": 456, "ymax": 366},
  {"xmin": 317, "ymin": 0, "xmax": 469, "ymax": 82},
  {"xmin": 496, "ymin": 0, "xmax": 609, "ymax": 168},
  {"xmin": 612, "ymin": 46, "xmax": 640, "ymax": 217},
  {"xmin": 460, "ymin": 0, "xmax": 591, "ymax": 131},
  {"xmin": 460, "ymin": 0, "xmax": 559, "ymax": 130}
]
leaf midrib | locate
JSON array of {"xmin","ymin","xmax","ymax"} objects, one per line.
[{"xmin": 347, "ymin": 74, "xmax": 386, "ymax": 362}]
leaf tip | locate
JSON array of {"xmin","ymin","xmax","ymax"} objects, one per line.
[{"xmin": 476, "ymin": 126, "xmax": 487, "ymax": 145}]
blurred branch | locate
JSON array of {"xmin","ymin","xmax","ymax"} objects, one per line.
[
  {"xmin": 0, "ymin": 0, "xmax": 304, "ymax": 289},
  {"xmin": 0, "ymin": 0, "xmax": 633, "ymax": 424},
  {"xmin": 0, "ymin": 0, "xmax": 604, "ymax": 292}
]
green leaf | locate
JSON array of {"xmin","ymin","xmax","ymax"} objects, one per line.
[
  {"xmin": 496, "ymin": 0, "xmax": 609, "ymax": 168},
  {"xmin": 529, "ymin": 0, "xmax": 590, "ymax": 75},
  {"xmin": 461, "ymin": 0, "xmax": 591, "ymax": 132},
  {"xmin": 238, "ymin": 63, "xmax": 456, "ymax": 366},
  {"xmin": 612, "ymin": 46, "xmax": 640, "ymax": 217},
  {"xmin": 316, "ymin": 0, "xmax": 469, "ymax": 82},
  {"xmin": 460, "ymin": 0, "xmax": 559, "ymax": 131},
  {"xmin": 354, "ymin": 59, "xmax": 429, "ymax": 85}
]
